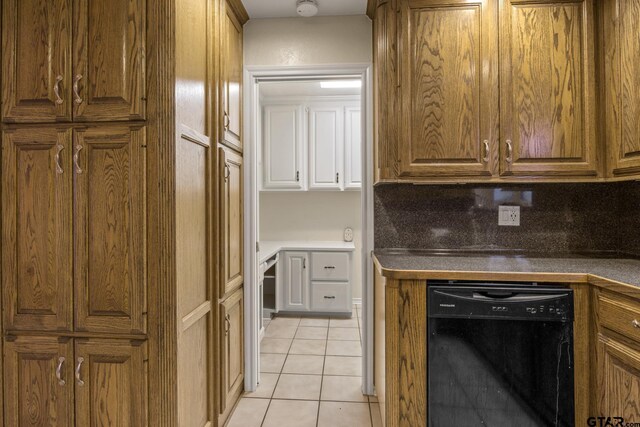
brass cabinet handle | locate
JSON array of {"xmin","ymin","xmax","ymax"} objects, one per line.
[
  {"xmin": 633, "ymin": 319, "xmax": 640, "ymax": 329},
  {"xmin": 506, "ymin": 140, "xmax": 513, "ymax": 164},
  {"xmin": 56, "ymin": 357, "xmax": 66, "ymax": 386},
  {"xmin": 54, "ymin": 75, "xmax": 64, "ymax": 105},
  {"xmin": 482, "ymin": 140, "xmax": 490, "ymax": 164},
  {"xmin": 73, "ymin": 145, "xmax": 83, "ymax": 174},
  {"xmin": 225, "ymin": 314, "xmax": 231, "ymax": 335},
  {"xmin": 75, "ymin": 357, "xmax": 85, "ymax": 386},
  {"xmin": 224, "ymin": 111, "xmax": 230, "ymax": 131},
  {"xmin": 224, "ymin": 163, "xmax": 231, "ymax": 181},
  {"xmin": 73, "ymin": 74, "xmax": 83, "ymax": 105},
  {"xmin": 55, "ymin": 144, "xmax": 64, "ymax": 174}
]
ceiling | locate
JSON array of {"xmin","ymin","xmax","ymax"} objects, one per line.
[
  {"xmin": 260, "ymin": 80, "xmax": 362, "ymax": 98},
  {"xmin": 242, "ymin": 0, "xmax": 368, "ymax": 19}
]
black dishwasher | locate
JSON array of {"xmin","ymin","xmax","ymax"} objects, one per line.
[{"xmin": 428, "ymin": 281, "xmax": 574, "ymax": 427}]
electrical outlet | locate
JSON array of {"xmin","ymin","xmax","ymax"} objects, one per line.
[
  {"xmin": 344, "ymin": 227, "xmax": 354, "ymax": 242},
  {"xmin": 498, "ymin": 206, "xmax": 520, "ymax": 226}
]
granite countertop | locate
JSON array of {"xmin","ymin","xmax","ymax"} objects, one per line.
[
  {"xmin": 373, "ymin": 250, "xmax": 640, "ymax": 289},
  {"xmin": 260, "ymin": 240, "xmax": 356, "ymax": 264}
]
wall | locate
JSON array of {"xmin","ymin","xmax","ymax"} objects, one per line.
[
  {"xmin": 244, "ymin": 15, "xmax": 372, "ymax": 66},
  {"xmin": 260, "ymin": 192, "xmax": 363, "ymax": 299},
  {"xmin": 374, "ymin": 183, "xmax": 632, "ymax": 254}
]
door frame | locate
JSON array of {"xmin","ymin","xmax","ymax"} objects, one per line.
[{"xmin": 243, "ymin": 64, "xmax": 375, "ymax": 394}]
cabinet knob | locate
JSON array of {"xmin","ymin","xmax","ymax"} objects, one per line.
[
  {"xmin": 323, "ymin": 296, "xmax": 336, "ymax": 300},
  {"xmin": 633, "ymin": 319, "xmax": 640, "ymax": 329},
  {"xmin": 56, "ymin": 357, "xmax": 66, "ymax": 386},
  {"xmin": 324, "ymin": 266, "xmax": 336, "ymax": 269}
]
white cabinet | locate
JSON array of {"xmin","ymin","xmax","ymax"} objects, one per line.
[
  {"xmin": 262, "ymin": 104, "xmax": 304, "ymax": 190},
  {"xmin": 308, "ymin": 104, "xmax": 343, "ymax": 190},
  {"xmin": 282, "ymin": 251, "xmax": 309, "ymax": 311},
  {"xmin": 344, "ymin": 107, "xmax": 362, "ymax": 189}
]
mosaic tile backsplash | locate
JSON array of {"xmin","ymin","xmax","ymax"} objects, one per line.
[{"xmin": 374, "ymin": 182, "xmax": 640, "ymax": 256}]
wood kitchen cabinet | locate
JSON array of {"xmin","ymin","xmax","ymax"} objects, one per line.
[
  {"xmin": 603, "ymin": 0, "xmax": 640, "ymax": 178},
  {"xmin": 2, "ymin": 0, "xmax": 146, "ymax": 123},
  {"xmin": 499, "ymin": 0, "xmax": 599, "ymax": 178},
  {"xmin": 219, "ymin": 145, "xmax": 243, "ymax": 298},
  {"xmin": 220, "ymin": 0, "xmax": 245, "ymax": 152},
  {"xmin": 397, "ymin": 0, "xmax": 499, "ymax": 179},
  {"xmin": 219, "ymin": 287, "xmax": 244, "ymax": 423}
]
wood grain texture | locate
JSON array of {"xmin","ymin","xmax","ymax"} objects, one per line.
[
  {"xmin": 3, "ymin": 336, "xmax": 74, "ymax": 426},
  {"xmin": 2, "ymin": 0, "xmax": 73, "ymax": 123},
  {"xmin": 73, "ymin": 125, "xmax": 147, "ymax": 335},
  {"xmin": 2, "ymin": 127, "xmax": 73, "ymax": 332},
  {"xmin": 398, "ymin": 0, "xmax": 498, "ymax": 178},
  {"xmin": 500, "ymin": 0, "xmax": 599, "ymax": 177},
  {"xmin": 604, "ymin": 0, "xmax": 640, "ymax": 177},
  {"xmin": 72, "ymin": 0, "xmax": 146, "ymax": 121},
  {"xmin": 219, "ymin": 146, "xmax": 243, "ymax": 298},
  {"xmin": 571, "ymin": 284, "xmax": 591, "ymax": 425},
  {"xmin": 374, "ymin": 265, "xmax": 388, "ymax": 423},
  {"xmin": 74, "ymin": 338, "xmax": 147, "ymax": 427},
  {"xmin": 219, "ymin": 287, "xmax": 244, "ymax": 425},
  {"xmin": 220, "ymin": 0, "xmax": 243, "ymax": 152}
]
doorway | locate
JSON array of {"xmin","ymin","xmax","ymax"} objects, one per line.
[{"xmin": 243, "ymin": 65, "xmax": 374, "ymax": 397}]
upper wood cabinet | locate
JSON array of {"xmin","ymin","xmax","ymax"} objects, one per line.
[
  {"xmin": 2, "ymin": 128, "xmax": 73, "ymax": 333},
  {"xmin": 220, "ymin": 0, "xmax": 245, "ymax": 152},
  {"xmin": 397, "ymin": 0, "xmax": 498, "ymax": 179},
  {"xmin": 1, "ymin": 0, "xmax": 146, "ymax": 123},
  {"xmin": 73, "ymin": 126, "xmax": 147, "ymax": 335},
  {"xmin": 219, "ymin": 287, "xmax": 244, "ymax": 420},
  {"xmin": 308, "ymin": 104, "xmax": 344, "ymax": 190},
  {"xmin": 499, "ymin": 0, "xmax": 598, "ymax": 178},
  {"xmin": 262, "ymin": 104, "xmax": 305, "ymax": 190},
  {"xmin": 3, "ymin": 336, "xmax": 74, "ymax": 426},
  {"xmin": 604, "ymin": 0, "xmax": 640, "ymax": 178},
  {"xmin": 219, "ymin": 146, "xmax": 243, "ymax": 298}
]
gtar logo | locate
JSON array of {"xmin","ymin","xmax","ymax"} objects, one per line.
[{"xmin": 587, "ymin": 417, "xmax": 624, "ymax": 427}]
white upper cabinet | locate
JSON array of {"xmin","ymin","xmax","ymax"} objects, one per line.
[
  {"xmin": 262, "ymin": 104, "xmax": 304, "ymax": 190},
  {"xmin": 308, "ymin": 104, "xmax": 343, "ymax": 190},
  {"xmin": 344, "ymin": 106, "xmax": 362, "ymax": 189}
]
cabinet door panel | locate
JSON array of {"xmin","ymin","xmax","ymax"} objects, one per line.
[
  {"xmin": 500, "ymin": 0, "xmax": 598, "ymax": 177},
  {"xmin": 221, "ymin": 0, "xmax": 243, "ymax": 151},
  {"xmin": 2, "ymin": 128, "xmax": 73, "ymax": 332},
  {"xmin": 2, "ymin": 0, "xmax": 72, "ymax": 122},
  {"xmin": 283, "ymin": 252, "xmax": 309, "ymax": 311},
  {"xmin": 219, "ymin": 147, "xmax": 243, "ymax": 297},
  {"xmin": 399, "ymin": 0, "xmax": 498, "ymax": 178},
  {"xmin": 345, "ymin": 107, "xmax": 362, "ymax": 189},
  {"xmin": 73, "ymin": 0, "xmax": 146, "ymax": 121},
  {"xmin": 220, "ymin": 288, "xmax": 244, "ymax": 417},
  {"xmin": 74, "ymin": 126, "xmax": 147, "ymax": 334},
  {"xmin": 597, "ymin": 335, "xmax": 640, "ymax": 422},
  {"xmin": 605, "ymin": 0, "xmax": 640, "ymax": 177},
  {"xmin": 309, "ymin": 105, "xmax": 343, "ymax": 190},
  {"xmin": 4, "ymin": 336, "xmax": 74, "ymax": 427},
  {"xmin": 262, "ymin": 104, "xmax": 304, "ymax": 190},
  {"xmin": 74, "ymin": 339, "xmax": 147, "ymax": 427}
]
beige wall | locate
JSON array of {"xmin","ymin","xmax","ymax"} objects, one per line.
[
  {"xmin": 244, "ymin": 15, "xmax": 372, "ymax": 66},
  {"xmin": 260, "ymin": 192, "xmax": 363, "ymax": 300}
]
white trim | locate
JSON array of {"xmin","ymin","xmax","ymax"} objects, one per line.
[
  {"xmin": 243, "ymin": 64, "xmax": 375, "ymax": 395},
  {"xmin": 352, "ymin": 298, "xmax": 363, "ymax": 306}
]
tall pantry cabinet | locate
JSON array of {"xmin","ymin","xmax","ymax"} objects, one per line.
[{"xmin": 0, "ymin": 0, "xmax": 248, "ymax": 425}]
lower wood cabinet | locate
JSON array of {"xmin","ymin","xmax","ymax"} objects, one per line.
[
  {"xmin": 3, "ymin": 336, "xmax": 147, "ymax": 427},
  {"xmin": 219, "ymin": 286, "xmax": 244, "ymax": 424}
]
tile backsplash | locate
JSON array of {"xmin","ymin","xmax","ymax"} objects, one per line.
[{"xmin": 374, "ymin": 182, "xmax": 640, "ymax": 255}]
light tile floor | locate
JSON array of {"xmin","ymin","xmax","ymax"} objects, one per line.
[{"xmin": 227, "ymin": 305, "xmax": 382, "ymax": 427}]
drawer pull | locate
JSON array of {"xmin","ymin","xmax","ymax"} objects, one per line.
[
  {"xmin": 75, "ymin": 357, "xmax": 85, "ymax": 386},
  {"xmin": 324, "ymin": 266, "xmax": 336, "ymax": 269},
  {"xmin": 633, "ymin": 319, "xmax": 640, "ymax": 329},
  {"xmin": 324, "ymin": 296, "xmax": 336, "ymax": 299},
  {"xmin": 56, "ymin": 357, "xmax": 66, "ymax": 386}
]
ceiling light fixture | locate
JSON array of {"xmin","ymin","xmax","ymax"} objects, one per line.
[
  {"xmin": 296, "ymin": 0, "xmax": 319, "ymax": 17},
  {"xmin": 320, "ymin": 80, "xmax": 362, "ymax": 89}
]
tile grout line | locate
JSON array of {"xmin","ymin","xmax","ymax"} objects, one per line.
[{"xmin": 315, "ymin": 319, "xmax": 330, "ymax": 427}]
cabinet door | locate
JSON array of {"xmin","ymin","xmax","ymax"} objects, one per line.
[
  {"xmin": 74, "ymin": 126, "xmax": 147, "ymax": 335},
  {"xmin": 4, "ymin": 336, "xmax": 74, "ymax": 426},
  {"xmin": 597, "ymin": 334, "xmax": 640, "ymax": 422},
  {"xmin": 344, "ymin": 106, "xmax": 362, "ymax": 189},
  {"xmin": 221, "ymin": 0, "xmax": 243, "ymax": 152},
  {"xmin": 262, "ymin": 104, "xmax": 304, "ymax": 190},
  {"xmin": 398, "ymin": 0, "xmax": 498, "ymax": 178},
  {"xmin": 219, "ymin": 288, "xmax": 244, "ymax": 418},
  {"xmin": 604, "ymin": 0, "xmax": 640, "ymax": 178},
  {"xmin": 74, "ymin": 339, "xmax": 147, "ymax": 427},
  {"xmin": 282, "ymin": 252, "xmax": 309, "ymax": 311},
  {"xmin": 1, "ymin": 0, "xmax": 72, "ymax": 122},
  {"xmin": 72, "ymin": 0, "xmax": 146, "ymax": 121},
  {"xmin": 309, "ymin": 105, "xmax": 343, "ymax": 190},
  {"xmin": 2, "ymin": 128, "xmax": 73, "ymax": 332},
  {"xmin": 219, "ymin": 146, "xmax": 243, "ymax": 297},
  {"xmin": 500, "ymin": 0, "xmax": 598, "ymax": 177}
]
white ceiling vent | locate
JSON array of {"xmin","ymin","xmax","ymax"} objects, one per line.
[{"xmin": 296, "ymin": 0, "xmax": 319, "ymax": 17}]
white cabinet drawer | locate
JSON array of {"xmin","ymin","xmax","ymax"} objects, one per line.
[
  {"xmin": 311, "ymin": 252, "xmax": 350, "ymax": 281},
  {"xmin": 311, "ymin": 282, "xmax": 350, "ymax": 312}
]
